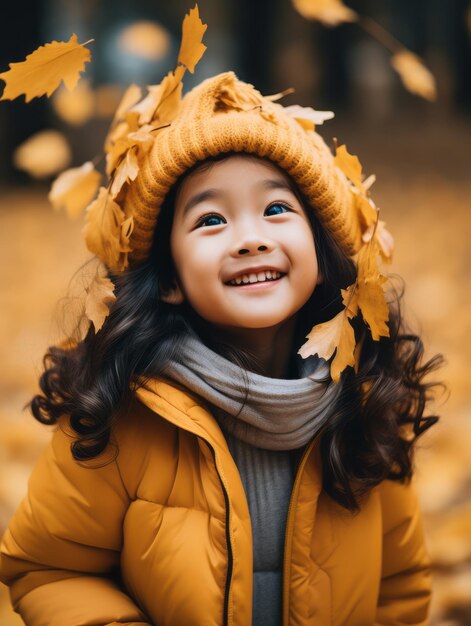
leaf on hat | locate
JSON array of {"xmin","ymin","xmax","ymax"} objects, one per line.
[
  {"xmin": 83, "ymin": 186, "xmax": 134, "ymax": 272},
  {"xmin": 105, "ymin": 84, "xmax": 142, "ymax": 150},
  {"xmin": 13, "ymin": 129, "xmax": 71, "ymax": 179},
  {"xmin": 362, "ymin": 220, "xmax": 394, "ymax": 262},
  {"xmin": 214, "ymin": 75, "xmax": 263, "ymax": 112},
  {"xmin": 0, "ymin": 34, "xmax": 92, "ymax": 102},
  {"xmin": 298, "ymin": 309, "xmax": 356, "ymax": 383},
  {"xmin": 334, "ymin": 143, "xmax": 366, "ymax": 194},
  {"xmin": 132, "ymin": 66, "xmax": 185, "ymax": 127},
  {"xmin": 110, "ymin": 146, "xmax": 139, "ymax": 198},
  {"xmin": 291, "ymin": 0, "xmax": 358, "ymax": 27},
  {"xmin": 106, "ymin": 123, "xmax": 155, "ymax": 174},
  {"xmin": 85, "ymin": 269, "xmax": 116, "ymax": 332},
  {"xmin": 52, "ymin": 79, "xmax": 95, "ymax": 126},
  {"xmin": 353, "ymin": 191, "xmax": 377, "ymax": 228},
  {"xmin": 346, "ymin": 237, "xmax": 390, "ymax": 340},
  {"xmin": 49, "ymin": 161, "xmax": 101, "ymax": 218},
  {"xmin": 391, "ymin": 51, "xmax": 436, "ymax": 102},
  {"xmin": 284, "ymin": 104, "xmax": 334, "ymax": 131},
  {"xmin": 178, "ymin": 4, "xmax": 207, "ymax": 73}
]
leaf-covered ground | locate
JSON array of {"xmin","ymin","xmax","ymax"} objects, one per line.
[{"xmin": 0, "ymin": 120, "xmax": 470, "ymax": 624}]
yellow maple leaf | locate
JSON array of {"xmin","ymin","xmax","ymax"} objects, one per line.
[
  {"xmin": 110, "ymin": 146, "xmax": 139, "ymax": 198},
  {"xmin": 334, "ymin": 143, "xmax": 366, "ymax": 193},
  {"xmin": 284, "ymin": 104, "xmax": 334, "ymax": 131},
  {"xmin": 13, "ymin": 129, "xmax": 71, "ymax": 178},
  {"xmin": 131, "ymin": 65, "xmax": 185, "ymax": 126},
  {"xmin": 391, "ymin": 51, "xmax": 436, "ymax": 102},
  {"xmin": 292, "ymin": 0, "xmax": 358, "ymax": 27},
  {"xmin": 83, "ymin": 187, "xmax": 134, "ymax": 272},
  {"xmin": 178, "ymin": 5, "xmax": 208, "ymax": 73},
  {"xmin": 104, "ymin": 84, "xmax": 142, "ymax": 152},
  {"xmin": 0, "ymin": 34, "xmax": 92, "ymax": 102},
  {"xmin": 49, "ymin": 161, "xmax": 101, "ymax": 218},
  {"xmin": 106, "ymin": 123, "xmax": 155, "ymax": 175},
  {"xmin": 298, "ymin": 310, "xmax": 356, "ymax": 383},
  {"xmin": 353, "ymin": 191, "xmax": 377, "ymax": 228},
  {"xmin": 357, "ymin": 279, "xmax": 389, "ymax": 340},
  {"xmin": 85, "ymin": 270, "xmax": 116, "ymax": 332}
]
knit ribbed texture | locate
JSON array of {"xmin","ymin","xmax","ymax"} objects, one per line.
[{"xmin": 122, "ymin": 72, "xmax": 362, "ymax": 266}]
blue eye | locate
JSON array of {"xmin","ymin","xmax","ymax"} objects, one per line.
[
  {"xmin": 196, "ymin": 213, "xmax": 226, "ymax": 228},
  {"xmin": 265, "ymin": 203, "xmax": 291, "ymax": 216}
]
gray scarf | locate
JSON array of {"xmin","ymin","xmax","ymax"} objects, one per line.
[{"xmin": 162, "ymin": 333, "xmax": 342, "ymax": 451}]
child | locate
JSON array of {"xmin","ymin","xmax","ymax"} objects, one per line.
[{"xmin": 0, "ymin": 11, "xmax": 442, "ymax": 626}]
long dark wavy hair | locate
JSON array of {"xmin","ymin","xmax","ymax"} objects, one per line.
[{"xmin": 31, "ymin": 152, "xmax": 444, "ymax": 511}]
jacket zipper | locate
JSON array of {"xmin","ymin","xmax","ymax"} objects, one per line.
[
  {"xmin": 201, "ymin": 438, "xmax": 233, "ymax": 626},
  {"xmin": 282, "ymin": 437, "xmax": 317, "ymax": 626}
]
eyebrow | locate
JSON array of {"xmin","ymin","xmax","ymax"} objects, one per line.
[{"xmin": 182, "ymin": 178, "xmax": 296, "ymax": 217}]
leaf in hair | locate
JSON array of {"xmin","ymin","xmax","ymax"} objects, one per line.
[
  {"xmin": 83, "ymin": 187, "xmax": 134, "ymax": 271},
  {"xmin": 298, "ymin": 309, "xmax": 356, "ymax": 383},
  {"xmin": 85, "ymin": 270, "xmax": 116, "ymax": 332}
]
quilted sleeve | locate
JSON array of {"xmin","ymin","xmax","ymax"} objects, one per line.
[
  {"xmin": 0, "ymin": 420, "xmax": 152, "ymax": 626},
  {"xmin": 375, "ymin": 478, "xmax": 432, "ymax": 626}
]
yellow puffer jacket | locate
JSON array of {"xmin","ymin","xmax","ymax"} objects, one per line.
[{"xmin": 0, "ymin": 380, "xmax": 431, "ymax": 626}]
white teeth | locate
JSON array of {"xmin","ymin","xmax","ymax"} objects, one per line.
[{"xmin": 227, "ymin": 270, "xmax": 283, "ymax": 285}]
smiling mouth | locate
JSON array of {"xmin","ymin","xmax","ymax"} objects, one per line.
[{"xmin": 225, "ymin": 271, "xmax": 286, "ymax": 286}]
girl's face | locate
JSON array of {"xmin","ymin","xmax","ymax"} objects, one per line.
[{"xmin": 164, "ymin": 155, "xmax": 321, "ymax": 333}]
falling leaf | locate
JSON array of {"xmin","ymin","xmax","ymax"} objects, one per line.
[
  {"xmin": 178, "ymin": 5, "xmax": 207, "ymax": 73},
  {"xmin": 362, "ymin": 220, "xmax": 394, "ymax": 261},
  {"xmin": 13, "ymin": 129, "xmax": 71, "ymax": 178},
  {"xmin": 110, "ymin": 146, "xmax": 139, "ymax": 198},
  {"xmin": 119, "ymin": 21, "xmax": 170, "ymax": 61},
  {"xmin": 49, "ymin": 161, "xmax": 101, "ymax": 218},
  {"xmin": 334, "ymin": 143, "xmax": 366, "ymax": 193},
  {"xmin": 0, "ymin": 34, "xmax": 92, "ymax": 102},
  {"xmin": 298, "ymin": 310, "xmax": 356, "ymax": 382},
  {"xmin": 83, "ymin": 187, "xmax": 134, "ymax": 271},
  {"xmin": 284, "ymin": 104, "xmax": 334, "ymax": 130},
  {"xmin": 85, "ymin": 269, "xmax": 116, "ymax": 332},
  {"xmin": 52, "ymin": 79, "xmax": 95, "ymax": 125},
  {"xmin": 391, "ymin": 51, "xmax": 437, "ymax": 102},
  {"xmin": 292, "ymin": 0, "xmax": 358, "ymax": 27}
]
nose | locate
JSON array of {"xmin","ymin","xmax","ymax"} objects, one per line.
[
  {"xmin": 238, "ymin": 244, "xmax": 268, "ymax": 255},
  {"xmin": 233, "ymin": 234, "xmax": 274, "ymax": 256}
]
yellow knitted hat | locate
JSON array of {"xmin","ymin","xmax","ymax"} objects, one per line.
[{"xmin": 121, "ymin": 71, "xmax": 362, "ymax": 266}]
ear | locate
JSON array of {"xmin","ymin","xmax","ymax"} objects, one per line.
[
  {"xmin": 316, "ymin": 270, "xmax": 324, "ymax": 285},
  {"xmin": 160, "ymin": 282, "xmax": 185, "ymax": 305}
]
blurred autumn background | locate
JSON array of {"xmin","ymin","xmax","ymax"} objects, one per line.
[{"xmin": 0, "ymin": 0, "xmax": 470, "ymax": 624}]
